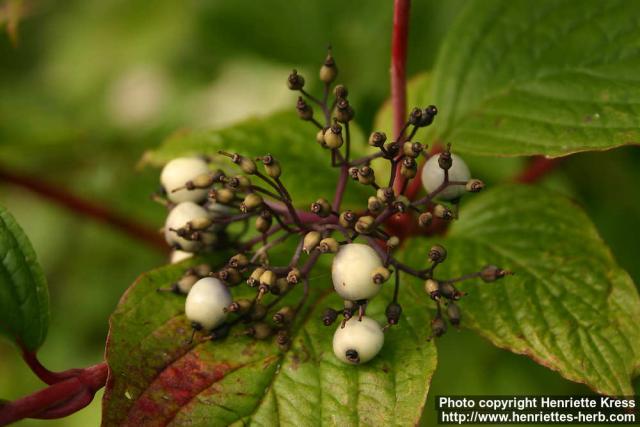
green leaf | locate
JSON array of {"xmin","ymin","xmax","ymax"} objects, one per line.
[
  {"xmin": 0, "ymin": 204, "xmax": 49, "ymax": 351},
  {"xmin": 402, "ymin": 185, "xmax": 640, "ymax": 395},
  {"xmin": 142, "ymin": 110, "xmax": 371, "ymax": 208},
  {"xmin": 429, "ymin": 0, "xmax": 640, "ymax": 157},
  {"xmin": 102, "ymin": 254, "xmax": 437, "ymax": 426}
]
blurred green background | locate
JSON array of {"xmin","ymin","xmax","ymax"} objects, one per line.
[{"xmin": 0, "ymin": 1, "xmax": 638, "ymax": 425}]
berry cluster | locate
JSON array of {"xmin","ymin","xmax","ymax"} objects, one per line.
[{"xmin": 153, "ymin": 49, "xmax": 511, "ymax": 364}]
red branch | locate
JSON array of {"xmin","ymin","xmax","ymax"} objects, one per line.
[
  {"xmin": 516, "ymin": 156, "xmax": 561, "ymax": 183},
  {"xmin": 21, "ymin": 348, "xmax": 83, "ymax": 385},
  {"xmin": 391, "ymin": 0, "xmax": 411, "ymax": 194},
  {"xmin": 0, "ymin": 362, "xmax": 108, "ymax": 426},
  {"xmin": 0, "ymin": 166, "xmax": 167, "ymax": 251}
]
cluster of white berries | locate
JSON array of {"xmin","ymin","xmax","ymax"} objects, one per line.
[
  {"xmin": 150, "ymin": 49, "xmax": 511, "ymax": 369},
  {"xmin": 161, "ymin": 156, "xmax": 230, "ymax": 257}
]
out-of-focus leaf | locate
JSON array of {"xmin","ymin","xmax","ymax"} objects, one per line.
[
  {"xmin": 429, "ymin": 0, "xmax": 640, "ymax": 157},
  {"xmin": 0, "ymin": 204, "xmax": 49, "ymax": 351},
  {"xmin": 102, "ymin": 252, "xmax": 437, "ymax": 426},
  {"xmin": 402, "ymin": 185, "xmax": 640, "ymax": 395}
]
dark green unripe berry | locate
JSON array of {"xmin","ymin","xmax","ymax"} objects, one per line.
[
  {"xmin": 431, "ymin": 316, "xmax": 447, "ymax": 338},
  {"xmin": 447, "ymin": 302, "xmax": 461, "ymax": 326},
  {"xmin": 249, "ymin": 303, "xmax": 267, "ymax": 321},
  {"xmin": 322, "ymin": 307, "xmax": 339, "ymax": 326},
  {"xmin": 371, "ymin": 266, "xmax": 390, "ymax": 284},
  {"xmin": 335, "ymin": 98, "xmax": 354, "ymax": 123},
  {"xmin": 287, "ymin": 268, "xmax": 301, "ymax": 285},
  {"xmin": 393, "ymin": 195, "xmax": 410, "ymax": 213},
  {"xmin": 384, "ymin": 142, "xmax": 400, "ymax": 158},
  {"xmin": 354, "ymin": 215, "xmax": 375, "ymax": 234},
  {"xmin": 368, "ymin": 131, "xmax": 386, "ymax": 147},
  {"xmin": 424, "ymin": 279, "xmax": 439, "ymax": 300},
  {"xmin": 229, "ymin": 253, "xmax": 249, "ymax": 269},
  {"xmin": 247, "ymin": 267, "xmax": 266, "ymax": 287},
  {"xmin": 438, "ymin": 146, "xmax": 453, "ymax": 170},
  {"xmin": 316, "ymin": 128, "xmax": 328, "ymax": 148},
  {"xmin": 433, "ymin": 204, "xmax": 453, "ymax": 220},
  {"xmin": 339, "ymin": 210, "xmax": 357, "ymax": 228},
  {"xmin": 287, "ymin": 69, "xmax": 305, "ymax": 90},
  {"xmin": 357, "ymin": 166, "xmax": 375, "ymax": 185},
  {"xmin": 218, "ymin": 267, "xmax": 242, "ymax": 286},
  {"xmin": 400, "ymin": 157, "xmax": 417, "ymax": 179},
  {"xmin": 209, "ymin": 188, "xmax": 235, "ymax": 204},
  {"xmin": 246, "ymin": 322, "xmax": 272, "ymax": 340},
  {"xmin": 367, "ymin": 196, "xmax": 383, "ymax": 214},
  {"xmin": 310, "ymin": 198, "xmax": 331, "ymax": 217},
  {"xmin": 408, "ymin": 107, "xmax": 424, "ymax": 126},
  {"xmin": 386, "ymin": 302, "xmax": 402, "ymax": 325},
  {"xmin": 240, "ymin": 193, "xmax": 263, "ymax": 213},
  {"xmin": 262, "ymin": 154, "xmax": 282, "ymax": 178},
  {"xmin": 466, "ymin": 179, "xmax": 485, "ymax": 193},
  {"xmin": 296, "ymin": 97, "xmax": 314, "ymax": 121},
  {"xmin": 319, "ymin": 50, "xmax": 338, "ymax": 83},
  {"xmin": 334, "ymin": 84, "xmax": 348, "ymax": 99},
  {"xmin": 273, "ymin": 306, "xmax": 294, "ymax": 325},
  {"xmin": 439, "ymin": 282, "xmax": 457, "ymax": 300},
  {"xmin": 255, "ymin": 211, "xmax": 272, "ymax": 233},
  {"xmin": 403, "ymin": 141, "xmax": 425, "ymax": 158},
  {"xmin": 276, "ymin": 330, "xmax": 290, "ymax": 350},
  {"xmin": 387, "ymin": 236, "xmax": 400, "ymax": 249},
  {"xmin": 271, "ymin": 278, "xmax": 291, "ymax": 295},
  {"xmin": 303, "ymin": 231, "xmax": 322, "ymax": 253},
  {"xmin": 428, "ymin": 244, "xmax": 447, "ymax": 263},
  {"xmin": 225, "ymin": 298, "xmax": 252, "ymax": 314},
  {"xmin": 319, "ymin": 237, "xmax": 339, "ymax": 253},
  {"xmin": 324, "ymin": 122, "xmax": 344, "ymax": 149},
  {"xmin": 377, "ymin": 187, "xmax": 395, "ymax": 204},
  {"xmin": 480, "ymin": 265, "xmax": 511, "ymax": 282},
  {"xmin": 418, "ymin": 212, "xmax": 433, "ymax": 227}
]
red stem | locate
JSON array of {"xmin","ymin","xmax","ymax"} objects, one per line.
[
  {"xmin": 391, "ymin": 0, "xmax": 411, "ymax": 193},
  {"xmin": 0, "ymin": 166, "xmax": 167, "ymax": 251},
  {"xmin": 516, "ymin": 156, "xmax": 561, "ymax": 183},
  {"xmin": 0, "ymin": 362, "xmax": 107, "ymax": 426},
  {"xmin": 21, "ymin": 348, "xmax": 83, "ymax": 385}
]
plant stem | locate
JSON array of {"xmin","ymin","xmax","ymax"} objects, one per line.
[
  {"xmin": 0, "ymin": 166, "xmax": 166, "ymax": 251},
  {"xmin": 391, "ymin": 0, "xmax": 411, "ymax": 193},
  {"xmin": 0, "ymin": 362, "xmax": 107, "ymax": 426}
]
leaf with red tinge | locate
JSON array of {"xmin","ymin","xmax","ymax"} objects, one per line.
[{"xmin": 102, "ymin": 254, "xmax": 438, "ymax": 426}]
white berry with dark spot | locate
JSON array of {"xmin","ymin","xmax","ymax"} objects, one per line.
[
  {"xmin": 333, "ymin": 316, "xmax": 384, "ymax": 364},
  {"xmin": 421, "ymin": 153, "xmax": 470, "ymax": 200},
  {"xmin": 332, "ymin": 243, "xmax": 383, "ymax": 301},
  {"xmin": 164, "ymin": 201, "xmax": 211, "ymax": 252},
  {"xmin": 161, "ymin": 157, "xmax": 210, "ymax": 203},
  {"xmin": 185, "ymin": 277, "xmax": 232, "ymax": 330}
]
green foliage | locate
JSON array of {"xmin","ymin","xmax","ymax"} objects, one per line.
[
  {"xmin": 428, "ymin": 0, "xmax": 640, "ymax": 157},
  {"xmin": 145, "ymin": 110, "xmax": 371, "ymax": 208},
  {"xmin": 103, "ymin": 254, "xmax": 437, "ymax": 425},
  {"xmin": 0, "ymin": 204, "xmax": 49, "ymax": 351},
  {"xmin": 403, "ymin": 185, "xmax": 640, "ymax": 395}
]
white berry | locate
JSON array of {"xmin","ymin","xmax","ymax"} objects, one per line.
[
  {"xmin": 333, "ymin": 316, "xmax": 384, "ymax": 364},
  {"xmin": 164, "ymin": 202, "xmax": 212, "ymax": 252},
  {"xmin": 161, "ymin": 157, "xmax": 210, "ymax": 203},
  {"xmin": 331, "ymin": 243, "xmax": 383, "ymax": 301},
  {"xmin": 170, "ymin": 249, "xmax": 193, "ymax": 264},
  {"xmin": 421, "ymin": 153, "xmax": 470, "ymax": 200},
  {"xmin": 185, "ymin": 277, "xmax": 232, "ymax": 330}
]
